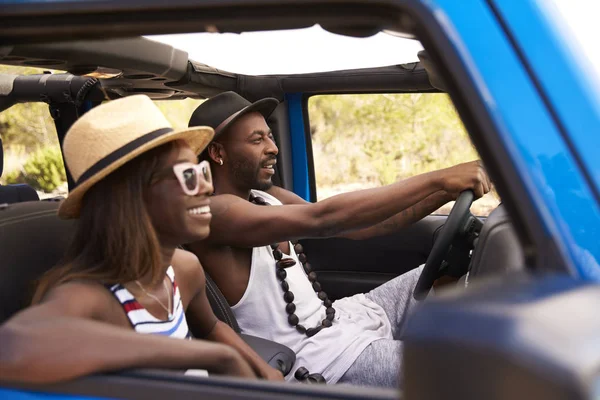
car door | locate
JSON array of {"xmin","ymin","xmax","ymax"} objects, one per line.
[{"xmin": 280, "ymin": 90, "xmax": 497, "ymax": 300}]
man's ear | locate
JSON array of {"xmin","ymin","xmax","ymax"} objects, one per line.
[{"xmin": 207, "ymin": 142, "xmax": 225, "ymax": 164}]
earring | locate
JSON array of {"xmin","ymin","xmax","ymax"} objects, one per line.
[{"xmin": 218, "ymin": 159, "xmax": 223, "ymax": 166}]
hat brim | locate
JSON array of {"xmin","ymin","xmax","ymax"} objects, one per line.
[
  {"xmin": 215, "ymin": 97, "xmax": 279, "ymax": 138},
  {"xmin": 58, "ymin": 125, "xmax": 214, "ymax": 219}
]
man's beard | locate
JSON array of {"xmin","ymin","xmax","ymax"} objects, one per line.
[{"xmin": 232, "ymin": 158, "xmax": 273, "ymax": 191}]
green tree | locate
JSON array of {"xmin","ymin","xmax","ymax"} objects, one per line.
[
  {"xmin": 309, "ymin": 93, "xmax": 478, "ymax": 188},
  {"xmin": 3, "ymin": 146, "xmax": 66, "ymax": 192},
  {"xmin": 0, "ymin": 65, "xmax": 202, "ymax": 192},
  {"xmin": 0, "ymin": 65, "xmax": 59, "ymax": 152}
]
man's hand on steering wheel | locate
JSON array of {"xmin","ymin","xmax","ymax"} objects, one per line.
[
  {"xmin": 438, "ymin": 160, "xmax": 491, "ymax": 200},
  {"xmin": 413, "ymin": 161, "xmax": 491, "ymax": 300}
]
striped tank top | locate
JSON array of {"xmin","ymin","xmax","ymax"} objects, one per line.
[{"xmin": 108, "ymin": 266, "xmax": 192, "ymax": 339}]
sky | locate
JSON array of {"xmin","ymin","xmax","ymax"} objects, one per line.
[
  {"xmin": 148, "ymin": 25, "xmax": 424, "ymax": 75},
  {"xmin": 547, "ymin": 0, "xmax": 600, "ymax": 94},
  {"xmin": 148, "ymin": 2, "xmax": 600, "ymax": 84}
]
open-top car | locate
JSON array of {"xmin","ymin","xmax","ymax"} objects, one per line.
[{"xmin": 1, "ymin": 0, "xmax": 600, "ymax": 399}]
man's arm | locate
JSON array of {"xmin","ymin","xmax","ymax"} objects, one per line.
[
  {"xmin": 0, "ymin": 284, "xmax": 255, "ymax": 384},
  {"xmin": 267, "ymin": 186, "xmax": 452, "ymax": 240},
  {"xmin": 339, "ymin": 190, "xmax": 453, "ymax": 240},
  {"xmin": 180, "ymin": 253, "xmax": 284, "ymax": 381},
  {"xmin": 206, "ymin": 161, "xmax": 488, "ymax": 248}
]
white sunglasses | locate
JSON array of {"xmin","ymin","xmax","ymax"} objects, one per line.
[{"xmin": 172, "ymin": 161, "xmax": 213, "ymax": 196}]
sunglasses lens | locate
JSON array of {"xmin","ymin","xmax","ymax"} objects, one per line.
[
  {"xmin": 201, "ymin": 164, "xmax": 211, "ymax": 183},
  {"xmin": 182, "ymin": 169, "xmax": 197, "ymax": 190}
]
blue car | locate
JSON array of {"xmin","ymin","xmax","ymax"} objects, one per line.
[{"xmin": 0, "ymin": 0, "xmax": 599, "ymax": 399}]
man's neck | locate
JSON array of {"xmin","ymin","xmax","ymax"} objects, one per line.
[{"xmin": 213, "ymin": 174, "xmax": 252, "ymax": 200}]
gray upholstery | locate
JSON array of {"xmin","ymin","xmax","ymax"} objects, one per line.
[
  {"xmin": 0, "ymin": 200, "xmax": 296, "ymax": 374},
  {"xmin": 0, "ymin": 200, "xmax": 72, "ymax": 323},
  {"xmin": 468, "ymin": 204, "xmax": 525, "ymax": 278},
  {"xmin": 0, "ymin": 200, "xmax": 237, "ymax": 326}
]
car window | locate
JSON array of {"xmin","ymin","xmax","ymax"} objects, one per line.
[
  {"xmin": 0, "ymin": 66, "xmax": 67, "ymax": 199},
  {"xmin": 0, "ymin": 65, "xmax": 203, "ymax": 199},
  {"xmin": 308, "ymin": 93, "xmax": 500, "ymax": 216}
]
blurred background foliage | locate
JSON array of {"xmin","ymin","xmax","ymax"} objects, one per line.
[
  {"xmin": 308, "ymin": 93, "xmax": 497, "ymax": 214},
  {"xmin": 3, "ymin": 146, "xmax": 67, "ymax": 192},
  {"xmin": 0, "ymin": 66, "xmax": 58, "ymax": 153},
  {"xmin": 0, "ymin": 65, "xmax": 203, "ymax": 193},
  {"xmin": 309, "ymin": 93, "xmax": 477, "ymax": 189}
]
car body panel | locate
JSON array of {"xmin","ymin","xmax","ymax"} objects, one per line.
[
  {"xmin": 489, "ymin": 0, "xmax": 600, "ymax": 279},
  {"xmin": 492, "ymin": 0, "xmax": 600, "ymax": 198},
  {"xmin": 0, "ymin": 388, "xmax": 111, "ymax": 400},
  {"xmin": 422, "ymin": 0, "xmax": 600, "ymax": 279},
  {"xmin": 0, "ymin": 370, "xmax": 398, "ymax": 400},
  {"xmin": 2, "ymin": 0, "xmax": 600, "ymax": 398}
]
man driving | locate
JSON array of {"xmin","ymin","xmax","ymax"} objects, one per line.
[{"xmin": 186, "ymin": 91, "xmax": 490, "ymax": 387}]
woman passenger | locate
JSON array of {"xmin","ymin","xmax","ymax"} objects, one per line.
[{"xmin": 0, "ymin": 95, "xmax": 283, "ymax": 383}]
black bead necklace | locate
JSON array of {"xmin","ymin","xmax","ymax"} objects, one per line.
[{"xmin": 249, "ymin": 194, "xmax": 336, "ymax": 338}]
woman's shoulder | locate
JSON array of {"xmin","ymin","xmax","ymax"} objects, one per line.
[
  {"xmin": 46, "ymin": 280, "xmax": 113, "ymax": 301},
  {"xmin": 41, "ymin": 280, "xmax": 122, "ymax": 321},
  {"xmin": 171, "ymin": 249, "xmax": 207, "ymax": 308},
  {"xmin": 172, "ymin": 249, "xmax": 206, "ymax": 287}
]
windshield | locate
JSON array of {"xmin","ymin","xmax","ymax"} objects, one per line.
[
  {"xmin": 544, "ymin": 0, "xmax": 600, "ymax": 94},
  {"xmin": 148, "ymin": 25, "xmax": 423, "ymax": 75}
]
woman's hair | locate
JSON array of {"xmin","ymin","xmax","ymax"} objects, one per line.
[{"xmin": 32, "ymin": 141, "xmax": 177, "ymax": 304}]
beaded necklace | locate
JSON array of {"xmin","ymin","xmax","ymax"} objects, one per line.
[{"xmin": 249, "ymin": 193, "xmax": 336, "ymax": 338}]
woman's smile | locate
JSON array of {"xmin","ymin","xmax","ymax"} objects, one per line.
[{"xmin": 187, "ymin": 204, "xmax": 212, "ymax": 221}]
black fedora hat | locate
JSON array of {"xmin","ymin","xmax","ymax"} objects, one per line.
[{"xmin": 188, "ymin": 91, "xmax": 279, "ymax": 138}]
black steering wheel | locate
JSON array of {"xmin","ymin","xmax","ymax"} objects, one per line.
[{"xmin": 413, "ymin": 190, "xmax": 475, "ymax": 300}]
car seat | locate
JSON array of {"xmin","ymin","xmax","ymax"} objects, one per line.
[
  {"xmin": 468, "ymin": 204, "xmax": 525, "ymax": 278},
  {"xmin": 0, "ymin": 136, "xmax": 39, "ymax": 204},
  {"xmin": 0, "ymin": 200, "xmax": 295, "ymax": 374}
]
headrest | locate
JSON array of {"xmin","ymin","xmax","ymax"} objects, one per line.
[
  {"xmin": 469, "ymin": 204, "xmax": 525, "ymax": 279},
  {"xmin": 0, "ymin": 200, "xmax": 75, "ymax": 323}
]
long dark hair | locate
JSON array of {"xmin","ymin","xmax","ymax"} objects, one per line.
[{"xmin": 32, "ymin": 141, "xmax": 176, "ymax": 304}]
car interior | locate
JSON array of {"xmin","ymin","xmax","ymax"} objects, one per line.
[
  {"xmin": 0, "ymin": 34, "xmax": 527, "ymax": 392},
  {"xmin": 1, "ymin": 2, "xmax": 598, "ymax": 398}
]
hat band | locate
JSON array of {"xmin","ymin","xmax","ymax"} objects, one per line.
[
  {"xmin": 215, "ymin": 108, "xmax": 244, "ymax": 135},
  {"xmin": 74, "ymin": 127, "xmax": 174, "ymax": 188}
]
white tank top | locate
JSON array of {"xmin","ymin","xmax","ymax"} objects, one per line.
[{"xmin": 231, "ymin": 190, "xmax": 392, "ymax": 383}]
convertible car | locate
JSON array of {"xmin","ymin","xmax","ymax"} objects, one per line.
[{"xmin": 0, "ymin": 0, "xmax": 599, "ymax": 399}]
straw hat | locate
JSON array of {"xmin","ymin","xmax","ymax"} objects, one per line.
[{"xmin": 58, "ymin": 95, "xmax": 214, "ymax": 218}]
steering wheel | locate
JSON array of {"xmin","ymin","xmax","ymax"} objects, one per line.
[{"xmin": 413, "ymin": 190, "xmax": 475, "ymax": 300}]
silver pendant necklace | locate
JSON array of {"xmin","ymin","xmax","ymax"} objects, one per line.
[{"xmin": 135, "ymin": 278, "xmax": 173, "ymax": 320}]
